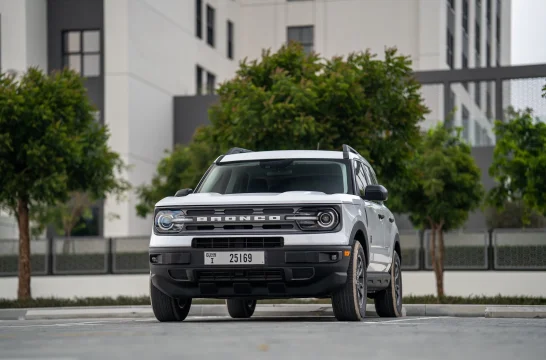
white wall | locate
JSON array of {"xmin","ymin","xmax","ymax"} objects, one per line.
[
  {"xmin": 103, "ymin": 0, "xmax": 241, "ymax": 237},
  {"xmin": 240, "ymin": 0, "xmax": 426, "ymax": 66},
  {"xmin": 0, "ymin": 0, "xmax": 47, "ymax": 73},
  {"xmin": 0, "ymin": 272, "xmax": 544, "ymax": 299}
]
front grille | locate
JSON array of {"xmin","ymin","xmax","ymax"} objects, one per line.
[
  {"xmin": 196, "ymin": 269, "xmax": 284, "ymax": 282},
  {"xmin": 192, "ymin": 237, "xmax": 284, "ymax": 249}
]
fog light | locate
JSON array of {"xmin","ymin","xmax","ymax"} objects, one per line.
[{"xmin": 331, "ymin": 254, "xmax": 338, "ymax": 261}]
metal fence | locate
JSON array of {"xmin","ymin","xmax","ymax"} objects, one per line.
[{"xmin": 0, "ymin": 229, "xmax": 545, "ymax": 276}]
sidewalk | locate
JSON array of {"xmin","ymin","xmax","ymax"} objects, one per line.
[{"xmin": 1, "ymin": 304, "xmax": 545, "ymax": 320}]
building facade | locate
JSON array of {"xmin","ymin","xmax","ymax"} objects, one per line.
[{"xmin": 0, "ymin": 0, "xmax": 511, "ymax": 239}]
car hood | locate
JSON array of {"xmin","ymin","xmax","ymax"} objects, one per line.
[{"xmin": 155, "ymin": 191, "xmax": 354, "ymax": 207}]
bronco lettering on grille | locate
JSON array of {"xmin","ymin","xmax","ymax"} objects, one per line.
[{"xmin": 195, "ymin": 216, "xmax": 282, "ymax": 222}]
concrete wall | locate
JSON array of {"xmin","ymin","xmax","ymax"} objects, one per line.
[
  {"xmin": 103, "ymin": 0, "xmax": 240, "ymax": 238},
  {"xmin": 1, "ymin": 271, "xmax": 544, "ymax": 299}
]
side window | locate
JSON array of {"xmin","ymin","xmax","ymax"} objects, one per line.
[{"xmin": 353, "ymin": 161, "xmax": 368, "ymax": 197}]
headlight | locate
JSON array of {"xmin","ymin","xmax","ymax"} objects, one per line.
[
  {"xmin": 154, "ymin": 210, "xmax": 193, "ymax": 233},
  {"xmin": 286, "ymin": 207, "xmax": 340, "ymax": 231}
]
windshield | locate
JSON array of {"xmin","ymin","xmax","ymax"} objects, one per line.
[{"xmin": 195, "ymin": 159, "xmax": 351, "ymax": 195}]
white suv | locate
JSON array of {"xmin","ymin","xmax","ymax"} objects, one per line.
[{"xmin": 149, "ymin": 145, "xmax": 403, "ymax": 322}]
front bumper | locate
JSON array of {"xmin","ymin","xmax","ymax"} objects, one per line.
[{"xmin": 149, "ymin": 245, "xmax": 351, "ymax": 299}]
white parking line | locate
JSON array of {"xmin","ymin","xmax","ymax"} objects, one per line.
[
  {"xmin": 0, "ymin": 320, "xmax": 127, "ymax": 329},
  {"xmin": 364, "ymin": 316, "xmax": 451, "ymax": 324}
]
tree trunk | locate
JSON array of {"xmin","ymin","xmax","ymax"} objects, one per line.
[
  {"xmin": 17, "ymin": 198, "xmax": 32, "ymax": 300},
  {"xmin": 436, "ymin": 224, "xmax": 445, "ymax": 299},
  {"xmin": 428, "ymin": 222, "xmax": 439, "ymax": 301}
]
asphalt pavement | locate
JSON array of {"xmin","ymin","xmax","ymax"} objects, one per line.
[{"xmin": 1, "ymin": 315, "xmax": 545, "ymax": 360}]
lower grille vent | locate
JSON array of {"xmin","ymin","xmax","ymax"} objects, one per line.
[{"xmin": 192, "ymin": 237, "xmax": 284, "ymax": 249}]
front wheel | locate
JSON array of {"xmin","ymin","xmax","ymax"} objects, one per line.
[
  {"xmin": 226, "ymin": 299, "xmax": 257, "ymax": 319},
  {"xmin": 374, "ymin": 251, "xmax": 403, "ymax": 317},
  {"xmin": 331, "ymin": 241, "xmax": 367, "ymax": 321},
  {"xmin": 150, "ymin": 280, "xmax": 192, "ymax": 322}
]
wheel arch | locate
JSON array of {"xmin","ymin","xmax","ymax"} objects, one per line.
[
  {"xmin": 393, "ymin": 233, "xmax": 401, "ymax": 264},
  {"xmin": 349, "ymin": 221, "xmax": 370, "ymax": 265}
]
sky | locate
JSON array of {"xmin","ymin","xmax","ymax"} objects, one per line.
[
  {"xmin": 511, "ymin": 0, "xmax": 546, "ymax": 65},
  {"xmin": 509, "ymin": 0, "xmax": 546, "ymax": 119}
]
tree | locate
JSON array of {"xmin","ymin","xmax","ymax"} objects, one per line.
[
  {"xmin": 399, "ymin": 124, "xmax": 484, "ymax": 298},
  {"xmin": 0, "ymin": 68, "xmax": 130, "ymax": 299},
  {"xmin": 136, "ymin": 125, "xmax": 219, "ymax": 217},
  {"xmin": 485, "ymin": 199, "xmax": 546, "ymax": 229},
  {"xmin": 206, "ymin": 42, "xmax": 428, "ymax": 212},
  {"xmin": 31, "ymin": 192, "xmax": 121, "ymax": 253},
  {"xmin": 487, "ymin": 107, "xmax": 546, "ymax": 220}
]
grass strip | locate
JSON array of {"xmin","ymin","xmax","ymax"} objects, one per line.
[{"xmin": 1, "ymin": 294, "xmax": 546, "ymax": 309}]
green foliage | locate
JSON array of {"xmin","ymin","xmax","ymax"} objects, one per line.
[
  {"xmin": 485, "ymin": 199, "xmax": 546, "ymax": 229},
  {"xmin": 135, "ymin": 126, "xmax": 219, "ymax": 217},
  {"xmin": 207, "ymin": 43, "xmax": 428, "ymax": 212},
  {"xmin": 0, "ymin": 67, "xmax": 130, "ymax": 298},
  {"xmin": 401, "ymin": 124, "xmax": 485, "ymax": 230},
  {"xmin": 487, "ymin": 107, "xmax": 546, "ymax": 219},
  {"xmin": 137, "ymin": 43, "xmax": 428, "ymax": 215},
  {"xmin": 0, "ymin": 68, "xmax": 130, "ymax": 209}
]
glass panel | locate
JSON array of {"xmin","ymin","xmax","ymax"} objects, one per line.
[
  {"xmin": 83, "ymin": 31, "xmax": 100, "ymax": 52},
  {"xmin": 287, "ymin": 27, "xmax": 300, "ymax": 42},
  {"xmin": 301, "ymin": 26, "xmax": 313, "ymax": 43},
  {"xmin": 83, "ymin": 54, "xmax": 100, "ymax": 77},
  {"xmin": 68, "ymin": 54, "xmax": 81, "ymax": 73},
  {"xmin": 65, "ymin": 31, "xmax": 81, "ymax": 53}
]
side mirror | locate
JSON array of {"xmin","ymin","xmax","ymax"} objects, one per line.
[
  {"xmin": 363, "ymin": 185, "xmax": 388, "ymax": 202},
  {"xmin": 174, "ymin": 188, "xmax": 193, "ymax": 197}
]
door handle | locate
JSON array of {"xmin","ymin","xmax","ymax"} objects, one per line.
[
  {"xmin": 389, "ymin": 217, "xmax": 394, "ymax": 223},
  {"xmin": 378, "ymin": 214, "xmax": 385, "ymax": 220}
]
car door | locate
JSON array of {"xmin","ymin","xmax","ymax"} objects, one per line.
[
  {"xmin": 362, "ymin": 164, "xmax": 391, "ymax": 271},
  {"xmin": 353, "ymin": 160, "xmax": 383, "ymax": 271}
]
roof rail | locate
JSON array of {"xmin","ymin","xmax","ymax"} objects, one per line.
[
  {"xmin": 225, "ymin": 147, "xmax": 253, "ymax": 155},
  {"xmin": 342, "ymin": 144, "xmax": 361, "ymax": 159},
  {"xmin": 216, "ymin": 147, "xmax": 253, "ymax": 163}
]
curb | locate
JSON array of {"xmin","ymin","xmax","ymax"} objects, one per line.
[
  {"xmin": 1, "ymin": 304, "xmax": 545, "ymax": 320},
  {"xmin": 484, "ymin": 306, "xmax": 546, "ymax": 318}
]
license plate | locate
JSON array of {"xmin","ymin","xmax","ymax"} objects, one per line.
[{"xmin": 204, "ymin": 251, "xmax": 265, "ymax": 265}]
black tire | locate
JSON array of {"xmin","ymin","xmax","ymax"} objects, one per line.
[
  {"xmin": 331, "ymin": 241, "xmax": 367, "ymax": 321},
  {"xmin": 374, "ymin": 251, "xmax": 403, "ymax": 317},
  {"xmin": 150, "ymin": 280, "xmax": 192, "ymax": 322},
  {"xmin": 226, "ymin": 299, "xmax": 257, "ymax": 319}
]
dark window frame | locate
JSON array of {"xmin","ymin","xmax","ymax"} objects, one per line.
[
  {"xmin": 287, "ymin": 25, "xmax": 314, "ymax": 54},
  {"xmin": 206, "ymin": 5, "xmax": 215, "ymax": 47},
  {"xmin": 227, "ymin": 20, "xmax": 234, "ymax": 59},
  {"xmin": 61, "ymin": 29, "xmax": 102, "ymax": 78},
  {"xmin": 196, "ymin": 65, "xmax": 203, "ymax": 95},
  {"xmin": 196, "ymin": 0, "xmax": 202, "ymax": 39},
  {"xmin": 206, "ymin": 71, "xmax": 216, "ymax": 94},
  {"xmin": 446, "ymin": 29, "xmax": 454, "ymax": 69}
]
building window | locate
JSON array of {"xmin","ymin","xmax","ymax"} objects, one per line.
[
  {"xmin": 486, "ymin": 0, "xmax": 492, "ymax": 26},
  {"xmin": 447, "ymin": 0, "xmax": 455, "ymax": 11},
  {"xmin": 462, "ymin": 106, "xmax": 470, "ymax": 141},
  {"xmin": 227, "ymin": 20, "xmax": 234, "ymax": 59},
  {"xmin": 446, "ymin": 29, "xmax": 454, "ymax": 69},
  {"xmin": 196, "ymin": 65, "xmax": 203, "ymax": 95},
  {"xmin": 206, "ymin": 5, "xmax": 215, "ymax": 47},
  {"xmin": 206, "ymin": 72, "xmax": 216, "ymax": 94},
  {"xmin": 196, "ymin": 0, "xmax": 202, "ymax": 39},
  {"xmin": 462, "ymin": 0, "xmax": 469, "ymax": 33},
  {"xmin": 62, "ymin": 30, "xmax": 101, "ymax": 77},
  {"xmin": 287, "ymin": 26, "xmax": 314, "ymax": 54}
]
